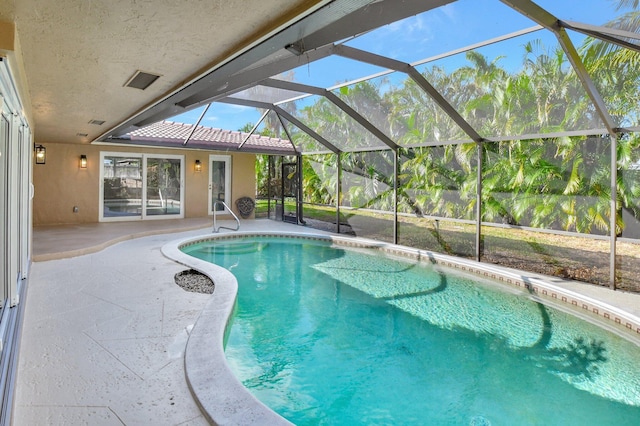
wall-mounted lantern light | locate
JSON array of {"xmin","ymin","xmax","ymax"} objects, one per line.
[
  {"xmin": 195, "ymin": 159, "xmax": 202, "ymax": 172},
  {"xmin": 80, "ymin": 154, "xmax": 87, "ymax": 169},
  {"xmin": 35, "ymin": 144, "xmax": 46, "ymax": 164}
]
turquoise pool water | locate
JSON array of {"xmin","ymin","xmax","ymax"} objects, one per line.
[{"xmin": 182, "ymin": 237, "xmax": 640, "ymax": 425}]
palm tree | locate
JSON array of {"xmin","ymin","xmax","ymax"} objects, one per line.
[
  {"xmin": 581, "ymin": 0, "xmax": 640, "ymax": 69},
  {"xmin": 580, "ymin": 2, "xmax": 640, "ymax": 127},
  {"xmin": 578, "ymin": 0, "xmax": 640, "ymax": 235},
  {"xmin": 302, "ymin": 154, "xmax": 337, "ymax": 205}
]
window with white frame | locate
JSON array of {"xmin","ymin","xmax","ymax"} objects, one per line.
[{"xmin": 99, "ymin": 152, "xmax": 184, "ymax": 221}]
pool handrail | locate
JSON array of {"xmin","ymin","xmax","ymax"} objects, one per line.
[{"xmin": 213, "ymin": 200, "xmax": 240, "ymax": 232}]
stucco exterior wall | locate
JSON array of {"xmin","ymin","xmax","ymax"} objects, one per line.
[
  {"xmin": 32, "ymin": 142, "xmax": 255, "ymax": 226},
  {"xmin": 232, "ymin": 154, "xmax": 258, "ymax": 204}
]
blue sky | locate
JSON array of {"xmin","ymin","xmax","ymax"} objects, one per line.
[{"xmin": 169, "ymin": 0, "xmax": 628, "ymax": 132}]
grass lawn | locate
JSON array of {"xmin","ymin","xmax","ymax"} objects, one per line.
[{"xmin": 256, "ymin": 200, "xmax": 640, "ymax": 293}]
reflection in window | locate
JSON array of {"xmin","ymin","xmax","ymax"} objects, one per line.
[
  {"xmin": 101, "ymin": 154, "xmax": 184, "ymax": 220},
  {"xmin": 103, "ymin": 156, "xmax": 142, "ymax": 218},
  {"xmin": 210, "ymin": 155, "xmax": 231, "ymax": 213},
  {"xmin": 146, "ymin": 158, "xmax": 181, "ymax": 216}
]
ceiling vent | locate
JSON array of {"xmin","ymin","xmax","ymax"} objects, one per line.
[
  {"xmin": 88, "ymin": 119, "xmax": 105, "ymax": 125},
  {"xmin": 124, "ymin": 70, "xmax": 161, "ymax": 90}
]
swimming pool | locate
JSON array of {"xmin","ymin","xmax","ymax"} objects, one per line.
[{"xmin": 166, "ymin": 233, "xmax": 640, "ymax": 425}]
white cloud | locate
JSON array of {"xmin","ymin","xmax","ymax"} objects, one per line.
[{"xmin": 439, "ymin": 2, "xmax": 457, "ymax": 21}]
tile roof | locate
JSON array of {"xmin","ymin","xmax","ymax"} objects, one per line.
[{"xmin": 122, "ymin": 121, "xmax": 296, "ymax": 153}]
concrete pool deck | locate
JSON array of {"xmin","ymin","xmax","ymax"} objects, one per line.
[
  {"xmin": 14, "ymin": 218, "xmax": 640, "ymax": 425},
  {"xmin": 14, "ymin": 218, "xmax": 323, "ymax": 425}
]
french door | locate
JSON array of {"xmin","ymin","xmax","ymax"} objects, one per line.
[
  {"xmin": 208, "ymin": 155, "xmax": 231, "ymax": 215},
  {"xmin": 100, "ymin": 152, "xmax": 184, "ymax": 221}
]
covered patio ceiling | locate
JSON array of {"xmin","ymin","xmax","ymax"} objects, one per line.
[{"xmin": 101, "ymin": 0, "xmax": 640, "ymax": 155}]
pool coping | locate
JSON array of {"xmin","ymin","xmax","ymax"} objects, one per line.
[{"xmin": 162, "ymin": 231, "xmax": 640, "ymax": 425}]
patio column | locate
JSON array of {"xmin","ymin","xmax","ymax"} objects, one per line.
[
  {"xmin": 297, "ymin": 154, "xmax": 304, "ymax": 224},
  {"xmin": 476, "ymin": 141, "xmax": 483, "ymax": 262},
  {"xmin": 337, "ymin": 153, "xmax": 342, "ymax": 234},
  {"xmin": 394, "ymin": 149, "xmax": 398, "ymax": 245},
  {"xmin": 610, "ymin": 133, "xmax": 618, "ymax": 290}
]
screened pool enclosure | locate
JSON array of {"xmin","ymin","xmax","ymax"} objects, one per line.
[{"xmin": 103, "ymin": 0, "xmax": 640, "ymax": 292}]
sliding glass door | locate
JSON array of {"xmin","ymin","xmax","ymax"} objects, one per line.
[
  {"xmin": 0, "ymin": 115, "xmax": 7, "ymax": 311},
  {"xmin": 102, "ymin": 154, "xmax": 143, "ymax": 219},
  {"xmin": 145, "ymin": 157, "xmax": 182, "ymax": 216},
  {"xmin": 100, "ymin": 152, "xmax": 184, "ymax": 221}
]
